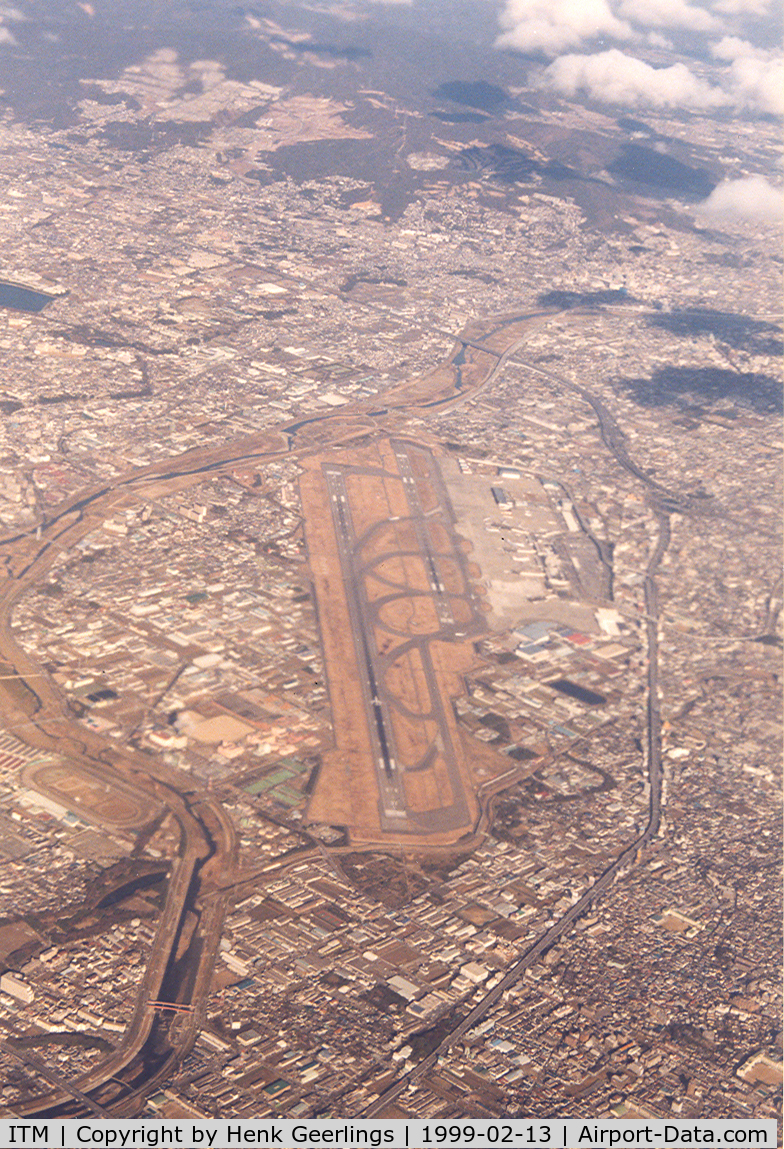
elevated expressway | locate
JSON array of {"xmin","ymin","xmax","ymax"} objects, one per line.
[
  {"xmin": 0, "ymin": 317, "xmax": 517, "ymax": 1112},
  {"xmin": 0, "ymin": 305, "xmax": 675, "ymax": 1113}
]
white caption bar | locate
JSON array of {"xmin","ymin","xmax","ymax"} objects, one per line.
[{"xmin": 0, "ymin": 1120, "xmax": 778, "ymax": 1149}]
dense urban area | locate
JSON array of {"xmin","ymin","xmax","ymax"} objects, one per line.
[{"xmin": 0, "ymin": 0, "xmax": 780, "ymax": 1127}]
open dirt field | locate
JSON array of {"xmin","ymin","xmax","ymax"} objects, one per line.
[{"xmin": 23, "ymin": 760, "xmax": 161, "ymax": 829}]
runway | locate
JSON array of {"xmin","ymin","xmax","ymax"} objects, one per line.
[{"xmin": 302, "ymin": 438, "xmax": 487, "ymax": 844}]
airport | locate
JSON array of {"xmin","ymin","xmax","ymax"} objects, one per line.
[{"xmin": 301, "ymin": 438, "xmax": 486, "ymax": 844}]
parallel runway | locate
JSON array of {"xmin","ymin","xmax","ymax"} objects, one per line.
[
  {"xmin": 325, "ymin": 466, "xmax": 408, "ymax": 827},
  {"xmin": 321, "ymin": 439, "xmax": 485, "ymax": 838}
]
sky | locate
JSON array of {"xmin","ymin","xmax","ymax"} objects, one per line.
[
  {"xmin": 0, "ymin": 0, "xmax": 779, "ymax": 223},
  {"xmin": 0, "ymin": 0, "xmax": 779, "ymax": 119},
  {"xmin": 494, "ymin": 0, "xmax": 783, "ymax": 115}
]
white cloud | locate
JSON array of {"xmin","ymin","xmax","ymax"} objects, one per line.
[
  {"xmin": 543, "ymin": 48, "xmax": 729, "ymax": 108},
  {"xmin": 0, "ymin": 24, "xmax": 17, "ymax": 45},
  {"xmin": 728, "ymin": 52, "xmax": 783, "ymax": 113},
  {"xmin": 618, "ymin": 0, "xmax": 718, "ymax": 31},
  {"xmin": 712, "ymin": 36, "xmax": 784, "ymax": 114},
  {"xmin": 697, "ymin": 175, "xmax": 782, "ymax": 220},
  {"xmin": 494, "ymin": 0, "xmax": 781, "ymax": 66},
  {"xmin": 712, "ymin": 0, "xmax": 772, "ymax": 14},
  {"xmin": 711, "ymin": 33, "xmax": 753, "ymax": 58},
  {"xmin": 495, "ymin": 0, "xmax": 784, "ymax": 115},
  {"xmin": 646, "ymin": 30, "xmax": 674, "ymax": 47},
  {"xmin": 495, "ymin": 0, "xmax": 633, "ymax": 55}
]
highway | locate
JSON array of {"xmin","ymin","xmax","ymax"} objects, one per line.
[
  {"xmin": 0, "ymin": 327, "xmax": 509, "ymax": 1111},
  {"xmin": 0, "ymin": 323, "xmax": 513, "ymax": 1112},
  {"xmin": 0, "ymin": 546, "xmax": 236, "ymax": 1114},
  {"xmin": 0, "ymin": 303, "xmax": 675, "ymax": 1113},
  {"xmin": 9, "ymin": 763, "xmax": 229, "ymax": 1116},
  {"xmin": 363, "ymin": 334, "xmax": 679, "ymax": 1115}
]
